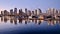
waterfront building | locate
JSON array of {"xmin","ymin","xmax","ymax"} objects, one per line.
[
  {"xmin": 32, "ymin": 11, "xmax": 34, "ymax": 16},
  {"xmin": 58, "ymin": 10, "xmax": 60, "ymax": 14},
  {"xmin": 47, "ymin": 8, "xmax": 59, "ymax": 15},
  {"xmin": 27, "ymin": 10, "xmax": 31, "ymax": 16},
  {"xmin": 19, "ymin": 9, "xmax": 23, "ymax": 15},
  {"xmin": 39, "ymin": 15, "xmax": 44, "ymax": 19},
  {"xmin": 46, "ymin": 8, "xmax": 51, "ymax": 15},
  {"xmin": 10, "ymin": 9, "xmax": 13, "ymax": 15},
  {"xmin": 27, "ymin": 10, "xmax": 32, "ymax": 18},
  {"xmin": 25, "ymin": 8, "xmax": 28, "ymax": 15},
  {"xmin": 14, "ymin": 8, "xmax": 17, "ymax": 16},
  {"xmin": 1, "ymin": 11, "xmax": 4, "ymax": 16},
  {"xmin": 59, "ymin": 10, "xmax": 60, "ymax": 13},
  {"xmin": 37, "ymin": 8, "xmax": 42, "ymax": 16},
  {"xmin": 4, "ymin": 10, "xmax": 9, "ymax": 16},
  {"xmin": 25, "ymin": 8, "xmax": 29, "ymax": 18},
  {"xmin": 34, "ymin": 9, "xmax": 37, "ymax": 16},
  {"xmin": 46, "ymin": 8, "xmax": 59, "ymax": 19}
]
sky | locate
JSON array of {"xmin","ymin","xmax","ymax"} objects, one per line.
[{"xmin": 0, "ymin": 0, "xmax": 60, "ymax": 13}]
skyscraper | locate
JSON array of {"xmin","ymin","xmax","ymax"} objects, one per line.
[
  {"xmin": 4, "ymin": 10, "xmax": 8, "ymax": 16},
  {"xmin": 14, "ymin": 8, "xmax": 17, "ymax": 16},
  {"xmin": 46, "ymin": 8, "xmax": 51, "ymax": 15},
  {"xmin": 19, "ymin": 9, "xmax": 22, "ymax": 15},
  {"xmin": 47, "ymin": 8, "xmax": 59, "ymax": 15},
  {"xmin": 37, "ymin": 8, "xmax": 42, "ymax": 15},
  {"xmin": 25, "ymin": 8, "xmax": 28, "ymax": 15},
  {"xmin": 46, "ymin": 8, "xmax": 59, "ymax": 19},
  {"xmin": 32, "ymin": 11, "xmax": 34, "ymax": 16},
  {"xmin": 1, "ymin": 11, "xmax": 4, "ymax": 16},
  {"xmin": 34, "ymin": 9, "xmax": 37, "ymax": 16},
  {"xmin": 10, "ymin": 9, "xmax": 13, "ymax": 15},
  {"xmin": 58, "ymin": 10, "xmax": 60, "ymax": 13},
  {"xmin": 27, "ymin": 10, "xmax": 31, "ymax": 16}
]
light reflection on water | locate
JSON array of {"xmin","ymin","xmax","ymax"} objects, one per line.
[{"xmin": 0, "ymin": 16, "xmax": 60, "ymax": 34}]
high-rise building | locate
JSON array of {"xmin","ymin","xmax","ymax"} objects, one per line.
[
  {"xmin": 10, "ymin": 9, "xmax": 13, "ymax": 15},
  {"xmin": 4, "ymin": 10, "xmax": 8, "ymax": 16},
  {"xmin": 46, "ymin": 8, "xmax": 51, "ymax": 15},
  {"xmin": 32, "ymin": 11, "xmax": 34, "ymax": 16},
  {"xmin": 25, "ymin": 8, "xmax": 28, "ymax": 15},
  {"xmin": 37, "ymin": 8, "xmax": 42, "ymax": 15},
  {"xmin": 27, "ymin": 10, "xmax": 31, "ymax": 16},
  {"xmin": 58, "ymin": 10, "xmax": 60, "ymax": 13},
  {"xmin": 34, "ymin": 9, "xmax": 37, "ymax": 16},
  {"xmin": 59, "ymin": 10, "xmax": 60, "ymax": 13},
  {"xmin": 1, "ymin": 11, "xmax": 4, "ymax": 15},
  {"xmin": 46, "ymin": 8, "xmax": 58, "ymax": 15},
  {"xmin": 14, "ymin": 8, "xmax": 17, "ymax": 15},
  {"xmin": 19, "ymin": 9, "xmax": 22, "ymax": 15},
  {"xmin": 54, "ymin": 9, "xmax": 58, "ymax": 14}
]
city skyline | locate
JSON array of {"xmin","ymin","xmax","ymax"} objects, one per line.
[
  {"xmin": 0, "ymin": 8, "xmax": 60, "ymax": 15},
  {"xmin": 0, "ymin": 0, "xmax": 60, "ymax": 13},
  {"xmin": 0, "ymin": 0, "xmax": 60, "ymax": 34}
]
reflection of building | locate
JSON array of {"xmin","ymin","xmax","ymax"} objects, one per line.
[
  {"xmin": 14, "ymin": 18, "xmax": 17, "ymax": 25},
  {"xmin": 18, "ymin": 18, "xmax": 22, "ymax": 23},
  {"xmin": 48, "ymin": 20, "xmax": 57, "ymax": 26},
  {"xmin": 10, "ymin": 18, "xmax": 13, "ymax": 23},
  {"xmin": 38, "ymin": 20, "xmax": 41, "ymax": 25},
  {"xmin": 4, "ymin": 17, "xmax": 8, "ymax": 22},
  {"xmin": 25, "ymin": 20, "xmax": 27, "ymax": 24},
  {"xmin": 35, "ymin": 20, "xmax": 37, "ymax": 24},
  {"xmin": 1, "ymin": 17, "xmax": 3, "ymax": 22}
]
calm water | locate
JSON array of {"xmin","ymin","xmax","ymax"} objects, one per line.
[{"xmin": 0, "ymin": 16, "xmax": 60, "ymax": 34}]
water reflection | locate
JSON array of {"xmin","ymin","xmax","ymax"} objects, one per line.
[
  {"xmin": 38, "ymin": 20, "xmax": 41, "ymax": 25},
  {"xmin": 14, "ymin": 17, "xmax": 17, "ymax": 25},
  {"xmin": 1, "ymin": 17, "xmax": 3, "ymax": 22},
  {"xmin": 10, "ymin": 18, "xmax": 13, "ymax": 23},
  {"xmin": 0, "ymin": 16, "xmax": 60, "ymax": 25},
  {"xmin": 18, "ymin": 18, "xmax": 22, "ymax": 23},
  {"xmin": 47, "ymin": 20, "xmax": 60, "ymax": 26},
  {"xmin": 1, "ymin": 16, "xmax": 8, "ymax": 22}
]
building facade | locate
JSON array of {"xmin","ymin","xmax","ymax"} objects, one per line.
[
  {"xmin": 10, "ymin": 9, "xmax": 13, "ymax": 15},
  {"xmin": 14, "ymin": 8, "xmax": 17, "ymax": 16}
]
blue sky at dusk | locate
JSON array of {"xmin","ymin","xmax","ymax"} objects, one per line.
[{"xmin": 0, "ymin": 0, "xmax": 60, "ymax": 12}]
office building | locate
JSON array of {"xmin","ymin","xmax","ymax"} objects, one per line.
[
  {"xmin": 1, "ymin": 11, "xmax": 4, "ymax": 15},
  {"xmin": 32, "ymin": 11, "xmax": 34, "ymax": 16},
  {"xmin": 14, "ymin": 8, "xmax": 17, "ymax": 16},
  {"xmin": 37, "ymin": 8, "xmax": 42, "ymax": 15},
  {"xmin": 19, "ymin": 9, "xmax": 22, "ymax": 15},
  {"xmin": 10, "ymin": 9, "xmax": 13, "ymax": 15},
  {"xmin": 47, "ymin": 8, "xmax": 59, "ymax": 15},
  {"xmin": 25, "ymin": 8, "xmax": 28, "ymax": 15},
  {"xmin": 27, "ymin": 10, "xmax": 31, "ymax": 16},
  {"xmin": 34, "ymin": 9, "xmax": 37, "ymax": 16},
  {"xmin": 4, "ymin": 10, "xmax": 8, "ymax": 16}
]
